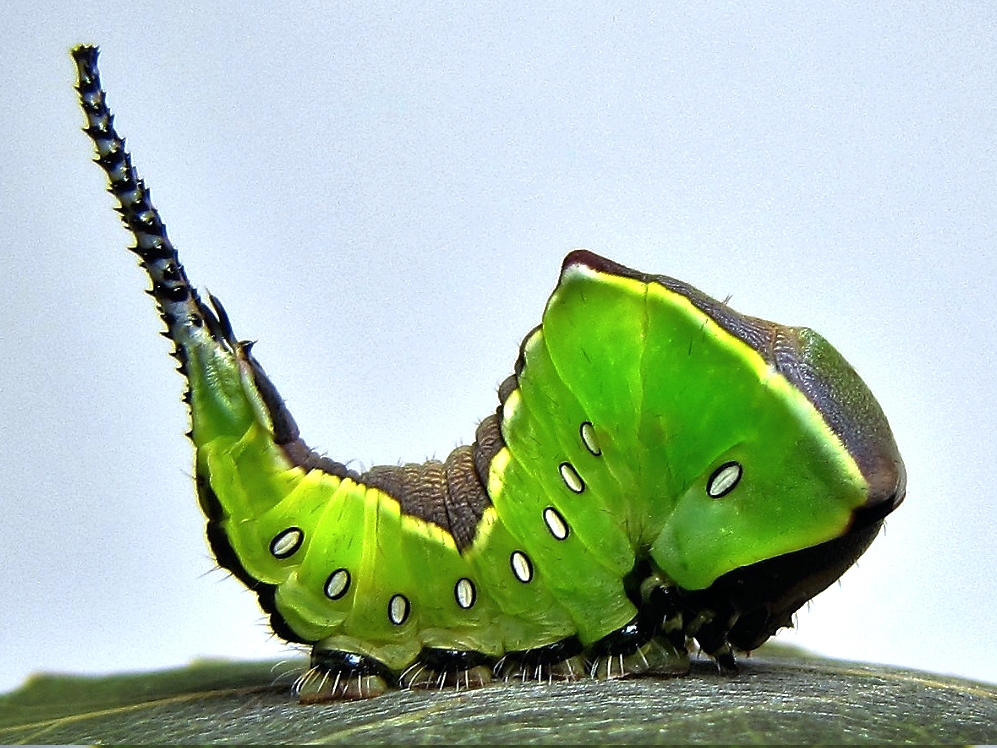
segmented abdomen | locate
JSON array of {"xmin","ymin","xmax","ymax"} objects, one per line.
[{"xmin": 76, "ymin": 45, "xmax": 636, "ymax": 665}]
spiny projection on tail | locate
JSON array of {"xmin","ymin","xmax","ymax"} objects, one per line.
[
  {"xmin": 73, "ymin": 43, "xmax": 360, "ymax": 552},
  {"xmin": 73, "ymin": 45, "xmax": 906, "ymax": 702}
]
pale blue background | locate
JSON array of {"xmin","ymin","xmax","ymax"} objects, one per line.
[{"xmin": 2, "ymin": 2, "xmax": 995, "ymax": 694}]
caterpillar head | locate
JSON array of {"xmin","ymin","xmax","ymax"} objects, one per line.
[
  {"xmin": 646, "ymin": 300, "xmax": 906, "ymax": 649},
  {"xmin": 555, "ymin": 252, "xmax": 905, "ymax": 650}
]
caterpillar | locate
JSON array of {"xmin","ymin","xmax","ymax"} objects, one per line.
[{"xmin": 73, "ymin": 45, "xmax": 906, "ymax": 702}]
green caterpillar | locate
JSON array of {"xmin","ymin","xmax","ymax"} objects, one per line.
[{"xmin": 73, "ymin": 45, "xmax": 906, "ymax": 701}]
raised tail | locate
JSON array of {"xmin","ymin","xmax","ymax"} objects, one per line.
[
  {"xmin": 73, "ymin": 45, "xmax": 248, "ymax": 440},
  {"xmin": 73, "ymin": 45, "xmax": 364, "ymax": 640},
  {"xmin": 73, "ymin": 47, "xmax": 213, "ymax": 359},
  {"xmin": 72, "ymin": 45, "xmax": 343, "ymax": 465}
]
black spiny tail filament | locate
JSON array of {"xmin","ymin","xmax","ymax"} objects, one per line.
[{"xmin": 72, "ymin": 45, "xmax": 232, "ymax": 360}]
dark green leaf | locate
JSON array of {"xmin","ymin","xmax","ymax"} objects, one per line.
[{"xmin": 2, "ymin": 648, "xmax": 994, "ymax": 744}]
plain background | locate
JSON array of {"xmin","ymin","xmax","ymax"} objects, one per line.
[{"xmin": 2, "ymin": 2, "xmax": 995, "ymax": 695}]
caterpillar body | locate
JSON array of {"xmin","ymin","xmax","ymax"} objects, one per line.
[{"xmin": 73, "ymin": 46, "xmax": 906, "ymax": 701}]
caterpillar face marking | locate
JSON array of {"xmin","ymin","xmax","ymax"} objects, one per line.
[
  {"xmin": 73, "ymin": 45, "xmax": 907, "ymax": 701},
  {"xmin": 707, "ymin": 461, "xmax": 743, "ymax": 499}
]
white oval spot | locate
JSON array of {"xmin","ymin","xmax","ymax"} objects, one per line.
[
  {"xmin": 580, "ymin": 421, "xmax": 601, "ymax": 456},
  {"xmin": 269, "ymin": 527, "xmax": 303, "ymax": 559},
  {"xmin": 543, "ymin": 507, "xmax": 569, "ymax": 540},
  {"xmin": 707, "ymin": 461, "xmax": 743, "ymax": 499},
  {"xmin": 559, "ymin": 462, "xmax": 585, "ymax": 493},
  {"xmin": 510, "ymin": 551, "xmax": 533, "ymax": 583},
  {"xmin": 388, "ymin": 594, "xmax": 410, "ymax": 625},
  {"xmin": 454, "ymin": 577, "xmax": 476, "ymax": 609},
  {"xmin": 324, "ymin": 568, "xmax": 351, "ymax": 600}
]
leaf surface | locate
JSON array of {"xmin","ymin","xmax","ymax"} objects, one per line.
[{"xmin": 2, "ymin": 650, "xmax": 994, "ymax": 744}]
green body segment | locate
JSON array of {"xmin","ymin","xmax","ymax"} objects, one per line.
[
  {"xmin": 542, "ymin": 262, "xmax": 870, "ymax": 590},
  {"xmin": 186, "ymin": 331, "xmax": 587, "ymax": 666},
  {"xmin": 179, "ymin": 252, "xmax": 872, "ymax": 670}
]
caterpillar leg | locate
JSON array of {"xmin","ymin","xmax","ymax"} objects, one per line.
[
  {"xmin": 586, "ymin": 613, "xmax": 690, "ymax": 680},
  {"xmin": 294, "ymin": 649, "xmax": 391, "ymax": 702},
  {"xmin": 683, "ymin": 609, "xmax": 741, "ymax": 675},
  {"xmin": 657, "ymin": 584, "xmax": 740, "ymax": 675},
  {"xmin": 397, "ymin": 649, "xmax": 495, "ymax": 692},
  {"xmin": 494, "ymin": 637, "xmax": 588, "ymax": 683}
]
